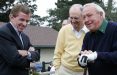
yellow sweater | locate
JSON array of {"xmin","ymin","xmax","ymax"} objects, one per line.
[{"xmin": 53, "ymin": 24, "xmax": 86, "ymax": 72}]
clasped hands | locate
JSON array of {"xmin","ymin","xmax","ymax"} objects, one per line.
[
  {"xmin": 18, "ymin": 47, "xmax": 35, "ymax": 57},
  {"xmin": 78, "ymin": 50, "xmax": 97, "ymax": 67}
]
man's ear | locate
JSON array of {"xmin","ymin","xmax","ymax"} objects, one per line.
[{"xmin": 9, "ymin": 14, "xmax": 13, "ymax": 19}]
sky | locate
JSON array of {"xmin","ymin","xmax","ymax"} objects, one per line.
[
  {"xmin": 34, "ymin": 0, "xmax": 112, "ymax": 17},
  {"xmin": 34, "ymin": 0, "xmax": 57, "ymax": 17},
  {"xmin": 14, "ymin": 0, "xmax": 117, "ymax": 18}
]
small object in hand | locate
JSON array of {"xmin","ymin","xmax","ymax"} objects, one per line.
[{"xmin": 78, "ymin": 55, "xmax": 88, "ymax": 68}]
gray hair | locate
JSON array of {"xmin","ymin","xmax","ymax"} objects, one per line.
[
  {"xmin": 69, "ymin": 4, "xmax": 83, "ymax": 13},
  {"xmin": 83, "ymin": 3, "xmax": 105, "ymax": 18}
]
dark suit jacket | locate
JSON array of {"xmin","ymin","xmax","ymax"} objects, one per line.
[{"xmin": 0, "ymin": 23, "xmax": 40, "ymax": 75}]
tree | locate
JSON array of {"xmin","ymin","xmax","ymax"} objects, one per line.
[
  {"xmin": 0, "ymin": 0, "xmax": 43, "ymax": 26},
  {"xmin": 44, "ymin": 0, "xmax": 101, "ymax": 31},
  {"xmin": 0, "ymin": 0, "xmax": 15, "ymax": 22},
  {"xmin": 0, "ymin": 0, "xmax": 14, "ymax": 12},
  {"xmin": 105, "ymin": 0, "xmax": 117, "ymax": 21},
  {"xmin": 98, "ymin": 0, "xmax": 117, "ymax": 21},
  {"xmin": 30, "ymin": 15, "xmax": 44, "ymax": 26}
]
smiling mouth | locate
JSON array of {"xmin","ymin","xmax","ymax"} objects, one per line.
[{"xmin": 86, "ymin": 22, "xmax": 92, "ymax": 26}]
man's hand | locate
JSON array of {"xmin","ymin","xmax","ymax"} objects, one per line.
[
  {"xmin": 78, "ymin": 54, "xmax": 88, "ymax": 67},
  {"xmin": 18, "ymin": 50, "xmax": 28, "ymax": 57},
  {"xmin": 78, "ymin": 50, "xmax": 97, "ymax": 67},
  {"xmin": 86, "ymin": 51, "xmax": 97, "ymax": 62},
  {"xmin": 28, "ymin": 47, "xmax": 35, "ymax": 51}
]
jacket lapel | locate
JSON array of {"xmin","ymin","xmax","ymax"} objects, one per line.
[{"xmin": 6, "ymin": 23, "xmax": 24, "ymax": 49}]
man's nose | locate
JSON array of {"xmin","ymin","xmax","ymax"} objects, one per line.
[
  {"xmin": 22, "ymin": 21, "xmax": 27, "ymax": 26},
  {"xmin": 71, "ymin": 19, "xmax": 76, "ymax": 23}
]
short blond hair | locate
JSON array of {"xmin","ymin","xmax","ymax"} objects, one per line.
[{"xmin": 10, "ymin": 4, "xmax": 31, "ymax": 17}]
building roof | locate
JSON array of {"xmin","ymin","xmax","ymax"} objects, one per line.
[
  {"xmin": 0, "ymin": 22, "xmax": 58, "ymax": 48},
  {"xmin": 24, "ymin": 25, "xmax": 58, "ymax": 48}
]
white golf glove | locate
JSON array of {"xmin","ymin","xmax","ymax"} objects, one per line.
[
  {"xmin": 78, "ymin": 54, "xmax": 88, "ymax": 67},
  {"xmin": 86, "ymin": 51, "xmax": 97, "ymax": 62},
  {"xmin": 78, "ymin": 51, "xmax": 97, "ymax": 67}
]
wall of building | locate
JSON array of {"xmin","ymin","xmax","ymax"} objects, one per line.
[{"xmin": 40, "ymin": 49, "xmax": 55, "ymax": 62}]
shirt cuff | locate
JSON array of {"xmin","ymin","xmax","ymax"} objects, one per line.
[{"xmin": 27, "ymin": 51, "xmax": 32, "ymax": 60}]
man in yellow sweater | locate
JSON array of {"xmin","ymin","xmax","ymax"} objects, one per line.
[{"xmin": 53, "ymin": 4, "xmax": 88, "ymax": 75}]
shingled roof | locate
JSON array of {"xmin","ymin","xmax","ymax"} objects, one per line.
[
  {"xmin": 0, "ymin": 22, "xmax": 58, "ymax": 48},
  {"xmin": 24, "ymin": 25, "xmax": 58, "ymax": 48}
]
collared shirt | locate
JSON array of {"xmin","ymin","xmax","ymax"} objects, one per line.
[
  {"xmin": 10, "ymin": 22, "xmax": 19, "ymax": 34},
  {"xmin": 72, "ymin": 25, "xmax": 89, "ymax": 38},
  {"xmin": 9, "ymin": 22, "xmax": 24, "ymax": 48},
  {"xmin": 98, "ymin": 19, "xmax": 108, "ymax": 33}
]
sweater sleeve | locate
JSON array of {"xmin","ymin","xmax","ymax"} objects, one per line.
[
  {"xmin": 53, "ymin": 28, "xmax": 65, "ymax": 70},
  {"xmin": 97, "ymin": 26, "xmax": 117, "ymax": 64}
]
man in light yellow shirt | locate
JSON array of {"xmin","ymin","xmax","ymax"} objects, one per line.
[{"xmin": 53, "ymin": 4, "xmax": 88, "ymax": 75}]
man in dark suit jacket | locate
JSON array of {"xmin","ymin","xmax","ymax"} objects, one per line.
[{"xmin": 0, "ymin": 4, "xmax": 40, "ymax": 75}]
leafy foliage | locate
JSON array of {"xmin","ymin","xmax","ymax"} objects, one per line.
[
  {"xmin": 98, "ymin": 0, "xmax": 117, "ymax": 21},
  {"xmin": 0, "ymin": 0, "xmax": 43, "ymax": 26},
  {"xmin": 30, "ymin": 15, "xmax": 44, "ymax": 26},
  {"xmin": 0, "ymin": 0, "xmax": 14, "ymax": 11},
  {"xmin": 0, "ymin": 0, "xmax": 15, "ymax": 22}
]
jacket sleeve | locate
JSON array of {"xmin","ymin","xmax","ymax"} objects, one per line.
[
  {"xmin": 29, "ymin": 51, "xmax": 40, "ymax": 62},
  {"xmin": 25, "ymin": 34, "xmax": 40, "ymax": 62},
  {"xmin": 0, "ymin": 34, "xmax": 30, "ymax": 69}
]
